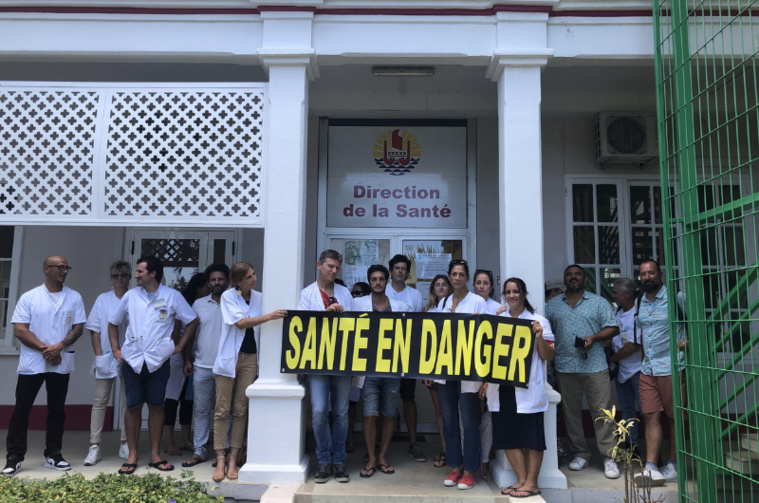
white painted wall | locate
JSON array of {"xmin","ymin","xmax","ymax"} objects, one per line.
[{"xmin": 475, "ymin": 118, "xmax": 501, "ymax": 289}]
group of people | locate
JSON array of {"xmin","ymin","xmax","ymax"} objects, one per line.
[
  {"xmin": 545, "ymin": 261, "xmax": 685, "ymax": 488},
  {"xmin": 302, "ymin": 251, "xmax": 555, "ymax": 498},
  {"xmin": 2, "ymin": 251, "xmax": 684, "ymax": 494},
  {"xmin": 3, "ymin": 255, "xmax": 285, "ymax": 483}
]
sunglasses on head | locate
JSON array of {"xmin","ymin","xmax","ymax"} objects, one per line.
[{"xmin": 450, "ymin": 259, "xmax": 468, "ymax": 266}]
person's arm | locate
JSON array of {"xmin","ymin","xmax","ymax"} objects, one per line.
[
  {"xmin": 533, "ymin": 320, "xmax": 556, "ymax": 361},
  {"xmin": 234, "ymin": 309, "xmax": 288, "ymax": 329},
  {"xmin": 174, "ymin": 317, "xmax": 198, "ymax": 355},
  {"xmin": 171, "ymin": 319, "xmax": 182, "ymax": 345},
  {"xmin": 582, "ymin": 325, "xmax": 619, "ymax": 350},
  {"xmin": 90, "ymin": 330, "xmax": 104, "ymax": 356},
  {"xmin": 478, "ymin": 382, "xmax": 488, "ymax": 400},
  {"xmin": 13, "ymin": 323, "xmax": 47, "ymax": 352},
  {"xmin": 608, "ymin": 342, "xmax": 640, "ymax": 362},
  {"xmin": 108, "ymin": 323, "xmax": 123, "ymax": 363}
]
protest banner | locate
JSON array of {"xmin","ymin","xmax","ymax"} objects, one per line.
[{"xmin": 281, "ymin": 311, "xmax": 535, "ymax": 387}]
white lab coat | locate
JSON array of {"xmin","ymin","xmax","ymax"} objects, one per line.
[
  {"xmin": 12, "ymin": 284, "xmax": 86, "ymax": 375},
  {"xmin": 213, "ymin": 288, "xmax": 262, "ymax": 378}
]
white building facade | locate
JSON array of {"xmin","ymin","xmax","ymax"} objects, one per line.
[{"xmin": 0, "ymin": 0, "xmax": 662, "ymax": 490}]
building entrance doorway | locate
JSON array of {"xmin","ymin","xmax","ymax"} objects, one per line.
[{"xmin": 119, "ymin": 229, "xmax": 237, "ymax": 431}]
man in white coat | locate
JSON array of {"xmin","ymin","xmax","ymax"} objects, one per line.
[
  {"xmin": 3, "ymin": 255, "xmax": 86, "ymax": 476},
  {"xmin": 354, "ymin": 264, "xmax": 409, "ymax": 478},
  {"xmin": 385, "ymin": 254, "xmax": 426, "ymax": 462},
  {"xmin": 299, "ymin": 249, "xmax": 353, "ymax": 484},
  {"xmin": 108, "ymin": 255, "xmax": 198, "ymax": 475}
]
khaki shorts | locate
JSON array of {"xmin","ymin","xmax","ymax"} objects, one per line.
[{"xmin": 640, "ymin": 373, "xmax": 684, "ymax": 418}]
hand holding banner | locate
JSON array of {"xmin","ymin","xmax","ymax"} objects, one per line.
[{"xmin": 281, "ymin": 311, "xmax": 535, "ymax": 388}]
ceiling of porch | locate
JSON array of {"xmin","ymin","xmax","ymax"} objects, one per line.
[{"xmin": 0, "ymin": 59, "xmax": 657, "ymax": 117}]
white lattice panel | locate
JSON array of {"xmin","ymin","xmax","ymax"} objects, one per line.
[
  {"xmin": 0, "ymin": 90, "xmax": 100, "ymax": 216},
  {"xmin": 104, "ymin": 90, "xmax": 263, "ymax": 219},
  {"xmin": 0, "ymin": 84, "xmax": 265, "ymax": 226}
]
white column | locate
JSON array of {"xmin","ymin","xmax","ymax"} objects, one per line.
[
  {"xmin": 239, "ymin": 53, "xmax": 316, "ymax": 484},
  {"xmin": 488, "ymin": 53, "xmax": 567, "ymax": 490}
]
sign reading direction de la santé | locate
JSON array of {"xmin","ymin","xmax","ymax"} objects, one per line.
[
  {"xmin": 327, "ymin": 125, "xmax": 468, "ymax": 228},
  {"xmin": 280, "ymin": 311, "xmax": 535, "ymax": 388}
]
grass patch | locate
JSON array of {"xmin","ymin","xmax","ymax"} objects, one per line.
[{"xmin": 0, "ymin": 470, "xmax": 223, "ymax": 503}]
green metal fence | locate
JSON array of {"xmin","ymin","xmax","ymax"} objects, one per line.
[{"xmin": 654, "ymin": 0, "xmax": 759, "ymax": 501}]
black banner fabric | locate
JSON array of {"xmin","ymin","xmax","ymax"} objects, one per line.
[{"xmin": 281, "ymin": 311, "xmax": 535, "ymax": 388}]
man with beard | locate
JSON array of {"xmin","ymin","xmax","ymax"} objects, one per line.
[
  {"xmin": 353, "ymin": 264, "xmax": 409, "ymax": 478},
  {"xmin": 108, "ymin": 255, "xmax": 198, "ymax": 475},
  {"xmin": 546, "ymin": 264, "xmax": 620, "ymax": 479},
  {"xmin": 634, "ymin": 260, "xmax": 686, "ymax": 486},
  {"xmin": 182, "ymin": 263, "xmax": 230, "ymax": 467}
]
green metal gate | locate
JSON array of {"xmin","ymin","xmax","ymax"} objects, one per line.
[{"xmin": 654, "ymin": 0, "xmax": 759, "ymax": 501}]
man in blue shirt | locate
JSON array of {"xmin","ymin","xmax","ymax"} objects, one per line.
[
  {"xmin": 546, "ymin": 265, "xmax": 620, "ymax": 479},
  {"xmin": 634, "ymin": 259, "xmax": 686, "ymax": 486}
]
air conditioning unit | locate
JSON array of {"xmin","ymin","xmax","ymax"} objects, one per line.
[{"xmin": 595, "ymin": 113, "xmax": 659, "ymax": 165}]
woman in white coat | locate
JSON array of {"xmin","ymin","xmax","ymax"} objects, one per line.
[
  {"xmin": 423, "ymin": 259, "xmax": 494, "ymax": 491},
  {"xmin": 211, "ymin": 262, "xmax": 287, "ymax": 482},
  {"xmin": 494, "ymin": 277, "xmax": 556, "ymax": 498}
]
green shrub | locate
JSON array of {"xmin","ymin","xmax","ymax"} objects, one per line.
[{"xmin": 0, "ymin": 470, "xmax": 223, "ymax": 503}]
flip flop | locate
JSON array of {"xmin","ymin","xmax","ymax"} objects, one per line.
[
  {"xmin": 433, "ymin": 452, "xmax": 446, "ymax": 468},
  {"xmin": 511, "ymin": 489, "xmax": 542, "ymax": 498},
  {"xmin": 148, "ymin": 460, "xmax": 174, "ymax": 472},
  {"xmin": 377, "ymin": 463, "xmax": 395, "ymax": 474},
  {"xmin": 501, "ymin": 485, "xmax": 519, "ymax": 496},
  {"xmin": 359, "ymin": 466, "xmax": 376, "ymax": 478},
  {"xmin": 118, "ymin": 463, "xmax": 137, "ymax": 475},
  {"xmin": 181, "ymin": 455, "xmax": 205, "ymax": 467}
]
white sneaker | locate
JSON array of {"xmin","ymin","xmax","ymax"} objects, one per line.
[
  {"xmin": 604, "ymin": 459, "xmax": 620, "ymax": 479},
  {"xmin": 568, "ymin": 457, "xmax": 589, "ymax": 471},
  {"xmin": 118, "ymin": 443, "xmax": 129, "ymax": 460},
  {"xmin": 84, "ymin": 445, "xmax": 101, "ymax": 466},
  {"xmin": 659, "ymin": 462, "xmax": 678, "ymax": 482},
  {"xmin": 634, "ymin": 467, "xmax": 667, "ymax": 487}
]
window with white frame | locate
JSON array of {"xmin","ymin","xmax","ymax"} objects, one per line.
[
  {"xmin": 0, "ymin": 226, "xmax": 21, "ymax": 350},
  {"xmin": 567, "ymin": 178, "xmax": 668, "ymax": 302}
]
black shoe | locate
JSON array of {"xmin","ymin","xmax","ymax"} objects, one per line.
[
  {"xmin": 333, "ymin": 463, "xmax": 350, "ymax": 483},
  {"xmin": 314, "ymin": 463, "xmax": 331, "ymax": 484},
  {"xmin": 2, "ymin": 458, "xmax": 22, "ymax": 477},
  {"xmin": 44, "ymin": 452, "xmax": 71, "ymax": 471}
]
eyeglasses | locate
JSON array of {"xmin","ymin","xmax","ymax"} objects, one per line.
[
  {"xmin": 46, "ymin": 264, "xmax": 72, "ymax": 272},
  {"xmin": 111, "ymin": 273, "xmax": 130, "ymax": 279},
  {"xmin": 450, "ymin": 259, "xmax": 468, "ymax": 266},
  {"xmin": 327, "ymin": 297, "xmax": 337, "ymax": 305}
]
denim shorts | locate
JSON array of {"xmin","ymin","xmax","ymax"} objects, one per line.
[
  {"xmin": 361, "ymin": 377, "xmax": 401, "ymax": 417},
  {"xmin": 123, "ymin": 360, "xmax": 171, "ymax": 408}
]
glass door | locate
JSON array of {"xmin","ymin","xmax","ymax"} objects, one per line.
[{"xmin": 327, "ymin": 235, "xmax": 465, "ymax": 292}]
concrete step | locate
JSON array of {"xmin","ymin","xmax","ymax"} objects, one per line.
[
  {"xmin": 725, "ymin": 449, "xmax": 759, "ymax": 475},
  {"xmin": 741, "ymin": 433, "xmax": 758, "ymax": 454},
  {"xmin": 295, "ymin": 442, "xmax": 508, "ymax": 503}
]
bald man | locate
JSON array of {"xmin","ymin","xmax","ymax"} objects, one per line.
[{"xmin": 3, "ymin": 256, "xmax": 86, "ymax": 477}]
